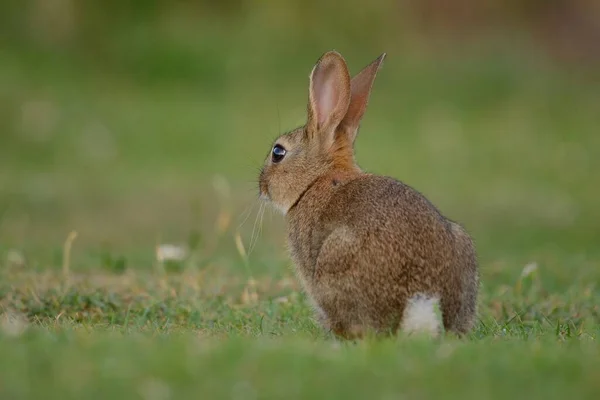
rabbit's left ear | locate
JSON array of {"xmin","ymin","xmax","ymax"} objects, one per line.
[{"xmin": 340, "ymin": 53, "xmax": 386, "ymax": 144}]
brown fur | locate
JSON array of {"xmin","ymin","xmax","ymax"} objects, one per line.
[{"xmin": 258, "ymin": 51, "xmax": 479, "ymax": 339}]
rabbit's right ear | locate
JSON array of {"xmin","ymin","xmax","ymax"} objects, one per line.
[{"xmin": 306, "ymin": 51, "xmax": 351, "ymax": 150}]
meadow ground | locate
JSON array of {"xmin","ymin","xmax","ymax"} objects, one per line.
[{"xmin": 2, "ymin": 4, "xmax": 600, "ymax": 399}]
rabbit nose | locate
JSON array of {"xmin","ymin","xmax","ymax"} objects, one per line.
[{"xmin": 258, "ymin": 170, "xmax": 270, "ymax": 198}]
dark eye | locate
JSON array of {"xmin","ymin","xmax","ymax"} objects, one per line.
[{"xmin": 271, "ymin": 144, "xmax": 286, "ymax": 163}]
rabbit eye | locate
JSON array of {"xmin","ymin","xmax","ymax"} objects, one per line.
[{"xmin": 271, "ymin": 144, "xmax": 286, "ymax": 163}]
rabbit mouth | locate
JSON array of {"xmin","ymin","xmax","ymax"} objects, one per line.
[{"xmin": 259, "ymin": 191, "xmax": 270, "ymax": 202}]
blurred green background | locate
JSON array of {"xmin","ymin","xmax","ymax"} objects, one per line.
[{"xmin": 1, "ymin": 0, "xmax": 599, "ymax": 282}]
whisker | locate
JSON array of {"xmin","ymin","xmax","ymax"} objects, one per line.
[
  {"xmin": 236, "ymin": 199, "xmax": 257, "ymax": 233},
  {"xmin": 258, "ymin": 203, "xmax": 266, "ymax": 245},
  {"xmin": 257, "ymin": 203, "xmax": 267, "ymax": 250},
  {"xmin": 276, "ymin": 102, "xmax": 282, "ymax": 135},
  {"xmin": 256, "ymin": 203, "xmax": 267, "ymax": 255},
  {"xmin": 248, "ymin": 202, "xmax": 266, "ymax": 257},
  {"xmin": 248, "ymin": 202, "xmax": 264, "ymax": 258}
]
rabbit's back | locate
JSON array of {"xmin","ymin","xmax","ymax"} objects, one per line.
[{"xmin": 322, "ymin": 175, "xmax": 457, "ymax": 263}]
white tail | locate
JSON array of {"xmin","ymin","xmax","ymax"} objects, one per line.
[{"xmin": 402, "ymin": 294, "xmax": 442, "ymax": 337}]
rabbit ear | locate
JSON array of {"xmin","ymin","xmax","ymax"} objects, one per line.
[
  {"xmin": 340, "ymin": 53, "xmax": 386, "ymax": 144},
  {"xmin": 307, "ymin": 51, "xmax": 351, "ymax": 149}
]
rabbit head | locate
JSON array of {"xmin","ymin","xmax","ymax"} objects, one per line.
[{"xmin": 258, "ymin": 51, "xmax": 385, "ymax": 214}]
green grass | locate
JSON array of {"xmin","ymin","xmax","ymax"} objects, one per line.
[
  {"xmin": 2, "ymin": 2, "xmax": 600, "ymax": 399},
  {"xmin": 0, "ymin": 266, "xmax": 599, "ymax": 399},
  {"xmin": 2, "ymin": 332, "xmax": 599, "ymax": 399}
]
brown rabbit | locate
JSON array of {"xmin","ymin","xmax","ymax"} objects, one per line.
[{"xmin": 258, "ymin": 51, "xmax": 479, "ymax": 339}]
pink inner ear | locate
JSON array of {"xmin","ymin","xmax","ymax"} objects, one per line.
[
  {"xmin": 317, "ymin": 84, "xmax": 336, "ymax": 127},
  {"xmin": 312, "ymin": 64, "xmax": 340, "ymax": 128}
]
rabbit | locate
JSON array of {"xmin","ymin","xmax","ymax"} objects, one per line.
[{"xmin": 258, "ymin": 51, "xmax": 479, "ymax": 339}]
